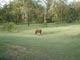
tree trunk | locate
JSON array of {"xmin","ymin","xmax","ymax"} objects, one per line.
[
  {"xmin": 27, "ymin": 12, "xmax": 30, "ymax": 26},
  {"xmin": 44, "ymin": 8, "xmax": 47, "ymax": 27}
]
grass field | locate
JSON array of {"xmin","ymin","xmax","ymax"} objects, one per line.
[{"xmin": 0, "ymin": 23, "xmax": 80, "ymax": 60}]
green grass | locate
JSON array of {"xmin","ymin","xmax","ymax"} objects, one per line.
[{"xmin": 0, "ymin": 23, "xmax": 80, "ymax": 60}]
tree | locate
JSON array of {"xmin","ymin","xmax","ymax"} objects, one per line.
[{"xmin": 13, "ymin": 0, "xmax": 44, "ymax": 26}]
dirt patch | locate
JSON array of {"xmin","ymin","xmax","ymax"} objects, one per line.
[
  {"xmin": 5, "ymin": 44, "xmax": 27, "ymax": 56},
  {"xmin": 4, "ymin": 44, "xmax": 57, "ymax": 60}
]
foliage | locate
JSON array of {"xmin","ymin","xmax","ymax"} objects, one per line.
[
  {"xmin": 2, "ymin": 22, "xmax": 16, "ymax": 31},
  {"xmin": 0, "ymin": 0, "xmax": 80, "ymax": 24}
]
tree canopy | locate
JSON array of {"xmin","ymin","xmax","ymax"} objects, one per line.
[{"xmin": 0, "ymin": 0, "xmax": 80, "ymax": 24}]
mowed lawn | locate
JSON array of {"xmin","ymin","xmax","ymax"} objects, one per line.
[{"xmin": 0, "ymin": 23, "xmax": 80, "ymax": 60}]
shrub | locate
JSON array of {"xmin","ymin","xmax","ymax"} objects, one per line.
[{"xmin": 2, "ymin": 22, "xmax": 16, "ymax": 31}]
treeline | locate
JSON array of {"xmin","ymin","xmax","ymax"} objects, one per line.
[{"xmin": 0, "ymin": 0, "xmax": 80, "ymax": 24}]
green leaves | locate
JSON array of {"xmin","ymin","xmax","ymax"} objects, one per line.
[{"xmin": 2, "ymin": 22, "xmax": 16, "ymax": 31}]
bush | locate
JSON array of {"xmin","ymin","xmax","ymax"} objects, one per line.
[{"xmin": 2, "ymin": 22, "xmax": 16, "ymax": 31}]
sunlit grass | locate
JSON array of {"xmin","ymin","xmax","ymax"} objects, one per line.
[{"xmin": 0, "ymin": 23, "xmax": 80, "ymax": 60}]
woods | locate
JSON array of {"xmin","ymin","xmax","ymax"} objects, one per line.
[{"xmin": 0, "ymin": 0, "xmax": 80, "ymax": 25}]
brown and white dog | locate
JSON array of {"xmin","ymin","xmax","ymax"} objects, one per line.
[{"xmin": 35, "ymin": 29, "xmax": 42, "ymax": 34}]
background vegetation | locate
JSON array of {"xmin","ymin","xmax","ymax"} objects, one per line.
[{"xmin": 0, "ymin": 0, "xmax": 80, "ymax": 25}]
